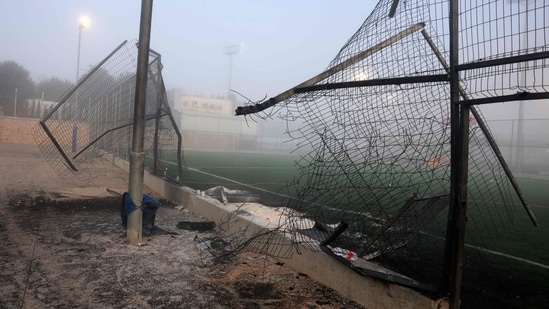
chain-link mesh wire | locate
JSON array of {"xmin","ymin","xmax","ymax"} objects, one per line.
[
  {"xmin": 229, "ymin": 0, "xmax": 548, "ymax": 291},
  {"xmin": 460, "ymin": 0, "xmax": 549, "ymax": 98},
  {"xmin": 32, "ymin": 40, "xmax": 184, "ymax": 184}
]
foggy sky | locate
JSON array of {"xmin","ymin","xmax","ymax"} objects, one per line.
[{"xmin": 0, "ymin": 0, "xmax": 376, "ymax": 101}]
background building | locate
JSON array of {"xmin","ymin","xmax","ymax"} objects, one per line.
[{"xmin": 167, "ymin": 89, "xmax": 258, "ymax": 151}]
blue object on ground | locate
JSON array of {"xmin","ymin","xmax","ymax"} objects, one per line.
[{"xmin": 121, "ymin": 192, "xmax": 159, "ymax": 236}]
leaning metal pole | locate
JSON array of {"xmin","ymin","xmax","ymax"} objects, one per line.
[
  {"xmin": 235, "ymin": 22, "xmax": 425, "ymax": 116},
  {"xmin": 128, "ymin": 0, "xmax": 153, "ymax": 245},
  {"xmin": 420, "ymin": 29, "xmax": 539, "ymax": 227}
]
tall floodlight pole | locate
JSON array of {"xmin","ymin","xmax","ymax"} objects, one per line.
[
  {"xmin": 508, "ymin": 0, "xmax": 532, "ymax": 173},
  {"xmin": 73, "ymin": 16, "xmax": 89, "ymax": 152},
  {"xmin": 76, "ymin": 16, "xmax": 90, "ymax": 82},
  {"xmin": 224, "ymin": 44, "xmax": 242, "ymax": 99},
  {"xmin": 127, "ymin": 0, "xmax": 153, "ymax": 245},
  {"xmin": 14, "ymin": 88, "xmax": 17, "ymax": 117}
]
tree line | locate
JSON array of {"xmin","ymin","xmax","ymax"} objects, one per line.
[{"xmin": 0, "ymin": 60, "xmax": 73, "ymax": 118}]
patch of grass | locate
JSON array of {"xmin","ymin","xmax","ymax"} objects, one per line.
[
  {"xmin": 461, "ymin": 252, "xmax": 549, "ymax": 309},
  {"xmin": 161, "ymin": 150, "xmax": 549, "ymax": 307},
  {"xmin": 181, "ymin": 150, "xmax": 299, "ymax": 194}
]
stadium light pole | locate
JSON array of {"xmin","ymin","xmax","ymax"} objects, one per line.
[
  {"xmin": 224, "ymin": 44, "xmax": 242, "ymax": 100},
  {"xmin": 507, "ymin": 0, "xmax": 532, "ymax": 173},
  {"xmin": 76, "ymin": 16, "xmax": 90, "ymax": 82},
  {"xmin": 14, "ymin": 88, "xmax": 17, "ymax": 117},
  {"xmin": 73, "ymin": 16, "xmax": 89, "ymax": 153}
]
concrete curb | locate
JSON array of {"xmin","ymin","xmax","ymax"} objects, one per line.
[{"xmin": 112, "ymin": 155, "xmax": 440, "ymax": 309}]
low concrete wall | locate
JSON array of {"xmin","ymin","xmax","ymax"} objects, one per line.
[
  {"xmin": 0, "ymin": 117, "xmax": 90, "ymax": 147},
  {"xmin": 112, "ymin": 155, "xmax": 441, "ymax": 309},
  {"xmin": 0, "ymin": 116, "xmax": 38, "ymax": 144}
]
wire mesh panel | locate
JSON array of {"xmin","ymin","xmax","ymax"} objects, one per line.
[
  {"xmin": 231, "ymin": 0, "xmax": 548, "ymax": 292},
  {"xmin": 32, "ymin": 40, "xmax": 183, "ymax": 184},
  {"xmin": 459, "ymin": 0, "xmax": 549, "ymax": 99}
]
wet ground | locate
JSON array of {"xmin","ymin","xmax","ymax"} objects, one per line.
[{"xmin": 0, "ymin": 143, "xmax": 363, "ymax": 309}]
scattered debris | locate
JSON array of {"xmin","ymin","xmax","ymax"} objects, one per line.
[
  {"xmin": 177, "ymin": 221, "xmax": 216, "ymax": 232},
  {"xmin": 193, "ymin": 235, "xmax": 230, "ymax": 251},
  {"xmin": 203, "ymin": 186, "xmax": 261, "ymax": 204}
]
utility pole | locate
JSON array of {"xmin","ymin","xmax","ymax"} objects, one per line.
[
  {"xmin": 509, "ymin": 0, "xmax": 533, "ymax": 173},
  {"xmin": 127, "ymin": 0, "xmax": 153, "ymax": 245},
  {"xmin": 224, "ymin": 44, "xmax": 242, "ymax": 100},
  {"xmin": 14, "ymin": 88, "xmax": 17, "ymax": 117},
  {"xmin": 76, "ymin": 16, "xmax": 90, "ymax": 82}
]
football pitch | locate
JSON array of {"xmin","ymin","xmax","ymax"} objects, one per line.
[
  {"xmin": 178, "ymin": 150, "xmax": 549, "ymax": 260},
  {"xmin": 174, "ymin": 149, "xmax": 549, "ymax": 307},
  {"xmin": 180, "ymin": 150, "xmax": 301, "ymax": 202}
]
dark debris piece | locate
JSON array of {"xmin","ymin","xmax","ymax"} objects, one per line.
[{"xmin": 177, "ymin": 221, "xmax": 215, "ymax": 232}]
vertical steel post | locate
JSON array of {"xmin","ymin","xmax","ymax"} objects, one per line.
[
  {"xmin": 148, "ymin": 63, "xmax": 162, "ymax": 177},
  {"xmin": 14, "ymin": 88, "xmax": 17, "ymax": 117},
  {"xmin": 442, "ymin": 0, "xmax": 470, "ymax": 307},
  {"xmin": 515, "ymin": 0, "xmax": 530, "ymax": 173},
  {"xmin": 228, "ymin": 53, "xmax": 234, "ymax": 96},
  {"xmin": 127, "ymin": 0, "xmax": 153, "ymax": 245},
  {"xmin": 77, "ymin": 25, "xmax": 82, "ymax": 82},
  {"xmin": 153, "ymin": 105, "xmax": 161, "ymax": 176}
]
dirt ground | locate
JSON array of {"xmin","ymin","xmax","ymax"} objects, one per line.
[{"xmin": 0, "ymin": 143, "xmax": 364, "ymax": 309}]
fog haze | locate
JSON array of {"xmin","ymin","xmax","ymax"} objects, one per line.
[{"xmin": 1, "ymin": 0, "xmax": 375, "ymax": 100}]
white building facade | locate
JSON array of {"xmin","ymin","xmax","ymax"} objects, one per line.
[{"xmin": 167, "ymin": 89, "xmax": 259, "ymax": 151}]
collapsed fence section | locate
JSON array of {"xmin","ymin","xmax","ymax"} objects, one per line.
[
  {"xmin": 32, "ymin": 40, "xmax": 183, "ymax": 184},
  {"xmin": 230, "ymin": 0, "xmax": 548, "ymax": 298}
]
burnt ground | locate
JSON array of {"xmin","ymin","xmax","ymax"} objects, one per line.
[{"xmin": 0, "ymin": 143, "xmax": 364, "ymax": 309}]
